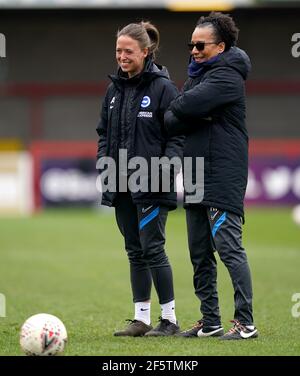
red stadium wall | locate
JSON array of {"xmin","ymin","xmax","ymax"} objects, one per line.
[
  {"xmin": 2, "ymin": 80, "xmax": 299, "ymax": 210},
  {"xmin": 1, "ymin": 80, "xmax": 300, "ymax": 140}
]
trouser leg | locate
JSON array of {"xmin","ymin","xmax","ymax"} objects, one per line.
[
  {"xmin": 186, "ymin": 206, "xmax": 221, "ymax": 326},
  {"xmin": 115, "ymin": 193, "xmax": 151, "ymax": 303},
  {"xmin": 137, "ymin": 204, "xmax": 174, "ymax": 304},
  {"xmin": 207, "ymin": 207, "xmax": 253, "ymax": 325}
]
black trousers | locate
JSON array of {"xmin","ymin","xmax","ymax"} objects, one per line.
[
  {"xmin": 186, "ymin": 205, "xmax": 253, "ymax": 326},
  {"xmin": 115, "ymin": 192, "xmax": 174, "ymax": 304}
]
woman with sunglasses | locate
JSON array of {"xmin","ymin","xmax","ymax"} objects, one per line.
[
  {"xmin": 165, "ymin": 12, "xmax": 258, "ymax": 340},
  {"xmin": 96, "ymin": 21, "xmax": 184, "ymax": 337}
]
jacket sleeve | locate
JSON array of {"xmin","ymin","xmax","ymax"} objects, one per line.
[
  {"xmin": 159, "ymin": 81, "xmax": 185, "ymax": 160},
  {"xmin": 170, "ymin": 67, "xmax": 243, "ymax": 122},
  {"xmin": 96, "ymin": 89, "xmax": 110, "ymax": 161},
  {"xmin": 164, "ymin": 109, "xmax": 193, "ymax": 137}
]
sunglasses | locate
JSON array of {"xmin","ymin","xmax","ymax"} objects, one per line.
[{"xmin": 187, "ymin": 41, "xmax": 218, "ymax": 51}]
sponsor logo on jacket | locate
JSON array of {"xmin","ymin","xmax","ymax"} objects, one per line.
[{"xmin": 137, "ymin": 111, "xmax": 153, "ymax": 118}]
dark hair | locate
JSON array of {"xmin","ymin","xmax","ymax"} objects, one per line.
[
  {"xmin": 117, "ymin": 21, "xmax": 160, "ymax": 58},
  {"xmin": 196, "ymin": 12, "xmax": 239, "ymax": 51}
]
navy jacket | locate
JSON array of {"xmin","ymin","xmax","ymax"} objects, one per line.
[
  {"xmin": 96, "ymin": 58, "xmax": 185, "ymax": 209},
  {"xmin": 165, "ymin": 47, "xmax": 251, "ymax": 217}
]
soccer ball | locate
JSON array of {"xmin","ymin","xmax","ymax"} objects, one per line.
[
  {"xmin": 20, "ymin": 313, "xmax": 67, "ymax": 356},
  {"xmin": 292, "ymin": 204, "xmax": 300, "ymax": 226}
]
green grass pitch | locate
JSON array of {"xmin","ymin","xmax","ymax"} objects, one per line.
[{"xmin": 0, "ymin": 207, "xmax": 299, "ymax": 356}]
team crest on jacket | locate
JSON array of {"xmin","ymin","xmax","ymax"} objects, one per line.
[{"xmin": 141, "ymin": 96, "xmax": 151, "ymax": 108}]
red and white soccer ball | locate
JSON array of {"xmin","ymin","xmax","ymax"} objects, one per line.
[{"xmin": 20, "ymin": 313, "xmax": 68, "ymax": 356}]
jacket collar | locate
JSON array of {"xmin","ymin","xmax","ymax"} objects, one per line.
[{"xmin": 109, "ymin": 56, "xmax": 168, "ymax": 89}]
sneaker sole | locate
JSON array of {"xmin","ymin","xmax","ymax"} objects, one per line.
[
  {"xmin": 219, "ymin": 332, "xmax": 259, "ymax": 340},
  {"xmin": 114, "ymin": 333, "xmax": 147, "ymax": 337},
  {"xmin": 174, "ymin": 333, "xmax": 198, "ymax": 338},
  {"xmin": 145, "ymin": 330, "xmax": 180, "ymax": 337}
]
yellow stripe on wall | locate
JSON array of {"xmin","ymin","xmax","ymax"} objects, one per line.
[
  {"xmin": 0, "ymin": 139, "xmax": 23, "ymax": 151},
  {"xmin": 167, "ymin": 0, "xmax": 234, "ymax": 12}
]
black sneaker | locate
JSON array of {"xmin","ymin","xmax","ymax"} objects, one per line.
[
  {"xmin": 220, "ymin": 320, "xmax": 258, "ymax": 340},
  {"xmin": 114, "ymin": 319, "xmax": 153, "ymax": 337},
  {"xmin": 176, "ymin": 319, "xmax": 224, "ymax": 337},
  {"xmin": 144, "ymin": 317, "xmax": 180, "ymax": 337}
]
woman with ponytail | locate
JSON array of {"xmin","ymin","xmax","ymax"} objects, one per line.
[{"xmin": 96, "ymin": 22, "xmax": 184, "ymax": 337}]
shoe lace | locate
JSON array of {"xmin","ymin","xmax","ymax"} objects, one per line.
[
  {"xmin": 228, "ymin": 319, "xmax": 246, "ymax": 334},
  {"xmin": 125, "ymin": 319, "xmax": 138, "ymax": 325},
  {"xmin": 157, "ymin": 316, "xmax": 170, "ymax": 326},
  {"xmin": 182, "ymin": 319, "xmax": 204, "ymax": 333}
]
